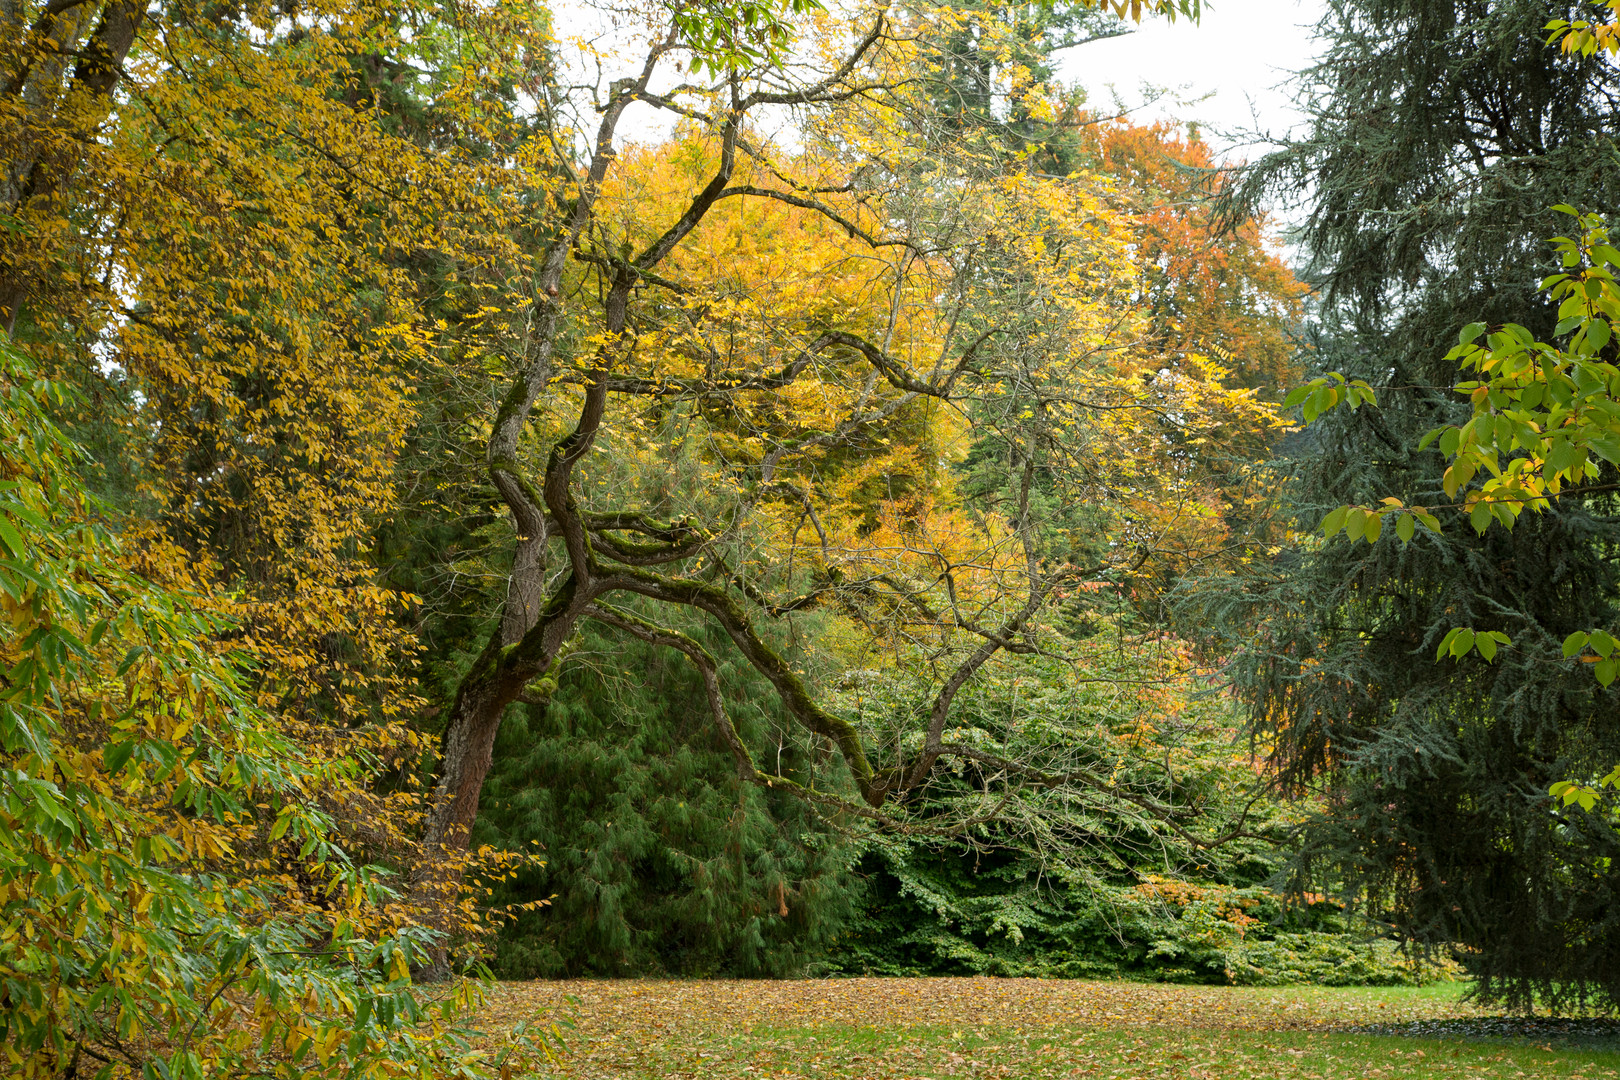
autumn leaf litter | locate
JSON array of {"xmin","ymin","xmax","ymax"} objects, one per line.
[{"xmin": 472, "ymin": 977, "xmax": 1620, "ymax": 1077}]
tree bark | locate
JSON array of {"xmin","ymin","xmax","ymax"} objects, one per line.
[{"xmin": 1, "ymin": 0, "xmax": 145, "ymax": 332}]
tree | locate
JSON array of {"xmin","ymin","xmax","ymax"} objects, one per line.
[
  {"xmin": 1090, "ymin": 122, "xmax": 1305, "ymax": 402},
  {"xmin": 6, "ymin": 0, "xmax": 1291, "ymax": 994},
  {"xmin": 2, "ymin": 0, "xmax": 559, "ymax": 741},
  {"xmin": 409, "ymin": 0, "xmax": 1287, "ymax": 907},
  {"xmin": 1, "ymin": 0, "xmax": 564, "ymax": 991},
  {"xmin": 887, "ymin": 7, "xmax": 1306, "ymax": 618},
  {"xmin": 443, "ymin": 6, "xmax": 1313, "ymax": 974},
  {"xmin": 0, "ymin": 337, "xmax": 557, "ymax": 1080},
  {"xmin": 1206, "ymin": 0, "xmax": 1620, "ymax": 1012}
]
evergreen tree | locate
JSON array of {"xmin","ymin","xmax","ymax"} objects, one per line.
[
  {"xmin": 1203, "ymin": 0, "xmax": 1620, "ymax": 1012},
  {"xmin": 472, "ymin": 614, "xmax": 860, "ymax": 977}
]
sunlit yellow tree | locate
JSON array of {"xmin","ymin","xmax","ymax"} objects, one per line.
[
  {"xmin": 0, "ymin": 0, "xmax": 558, "ymax": 1018},
  {"xmin": 415, "ymin": 0, "xmax": 1281, "ymax": 886}
]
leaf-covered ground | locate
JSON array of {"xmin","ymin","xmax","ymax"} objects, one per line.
[{"xmin": 479, "ymin": 979, "xmax": 1620, "ymax": 1078}]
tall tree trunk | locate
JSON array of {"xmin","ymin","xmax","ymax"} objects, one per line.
[{"xmin": 1, "ymin": 0, "xmax": 145, "ymax": 332}]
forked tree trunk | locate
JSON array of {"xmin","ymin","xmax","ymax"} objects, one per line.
[{"xmin": 406, "ymin": 21, "xmax": 900, "ymax": 972}]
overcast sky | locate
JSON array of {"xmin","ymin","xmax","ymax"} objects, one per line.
[
  {"xmin": 1059, "ymin": 0, "xmax": 1329, "ymax": 159},
  {"xmin": 561, "ymin": 0, "xmax": 1332, "ymax": 166}
]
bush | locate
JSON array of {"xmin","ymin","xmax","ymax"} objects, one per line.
[
  {"xmin": 475, "ymin": 616, "xmax": 860, "ymax": 979},
  {"xmin": 830, "ymin": 857, "xmax": 1460, "ymax": 986}
]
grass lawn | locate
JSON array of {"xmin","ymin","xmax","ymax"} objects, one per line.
[{"xmin": 480, "ymin": 979, "xmax": 1620, "ymax": 1079}]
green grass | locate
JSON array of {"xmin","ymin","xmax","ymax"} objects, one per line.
[
  {"xmin": 619, "ymin": 1023, "xmax": 1620, "ymax": 1079},
  {"xmin": 486, "ymin": 977, "xmax": 1620, "ymax": 1079}
]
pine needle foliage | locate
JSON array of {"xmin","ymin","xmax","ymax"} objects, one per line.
[
  {"xmin": 473, "ymin": 613, "xmax": 861, "ymax": 978},
  {"xmin": 1203, "ymin": 0, "xmax": 1620, "ymax": 1013}
]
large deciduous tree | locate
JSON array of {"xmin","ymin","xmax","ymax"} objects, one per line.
[
  {"xmin": 1, "ymin": 0, "xmax": 557, "ymax": 998},
  {"xmin": 413, "ymin": 0, "xmax": 1281, "ymax": 898}
]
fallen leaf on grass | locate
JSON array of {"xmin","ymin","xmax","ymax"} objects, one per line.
[{"xmin": 470, "ymin": 979, "xmax": 1617, "ymax": 1080}]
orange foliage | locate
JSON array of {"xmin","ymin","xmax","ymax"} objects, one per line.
[{"xmin": 1091, "ymin": 121, "xmax": 1308, "ymax": 403}]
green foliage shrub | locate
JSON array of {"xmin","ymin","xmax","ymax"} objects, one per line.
[
  {"xmin": 815, "ymin": 654, "xmax": 1453, "ymax": 987},
  {"xmin": 472, "ymin": 611, "xmax": 1441, "ymax": 987},
  {"xmin": 830, "ymin": 853, "xmax": 1455, "ymax": 986},
  {"xmin": 470, "ymin": 607, "xmax": 1453, "ymax": 986},
  {"xmin": 474, "ymin": 615, "xmax": 862, "ymax": 978}
]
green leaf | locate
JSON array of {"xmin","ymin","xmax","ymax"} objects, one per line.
[
  {"xmin": 1449, "ymin": 628, "xmax": 1476, "ymax": 659},
  {"xmin": 1477, "ymin": 634, "xmax": 1498, "ymax": 662},
  {"xmin": 1437, "ymin": 627, "xmax": 1461, "ymax": 661},
  {"xmin": 104, "ymin": 740, "xmax": 136, "ymax": 774},
  {"xmin": 1564, "ymin": 631, "xmax": 1590, "ymax": 658},
  {"xmin": 0, "ymin": 518, "xmax": 24, "ymax": 558},
  {"xmin": 1548, "ymin": 438, "xmax": 1579, "ymax": 475},
  {"xmin": 1459, "ymin": 322, "xmax": 1487, "ymax": 345},
  {"xmin": 1594, "ymin": 438, "xmax": 1620, "ymax": 466},
  {"xmin": 1320, "ymin": 506, "xmax": 1349, "ymax": 536},
  {"xmin": 1592, "ymin": 630, "xmax": 1617, "ymax": 658},
  {"xmin": 1306, "ymin": 386, "xmax": 1333, "ymax": 422},
  {"xmin": 1396, "ymin": 514, "xmax": 1415, "ymax": 543},
  {"xmin": 1598, "ymin": 658, "xmax": 1618, "ymax": 688},
  {"xmin": 1590, "ymin": 318, "xmax": 1612, "ymax": 350},
  {"xmin": 1364, "ymin": 512, "xmax": 1384, "ymax": 543}
]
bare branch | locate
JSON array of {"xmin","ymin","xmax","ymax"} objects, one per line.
[{"xmin": 585, "ymin": 602, "xmax": 755, "ymax": 779}]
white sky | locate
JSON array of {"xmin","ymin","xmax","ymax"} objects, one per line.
[
  {"xmin": 557, "ymin": 0, "xmax": 1331, "ymax": 166},
  {"xmin": 1060, "ymin": 0, "xmax": 1328, "ymax": 159}
]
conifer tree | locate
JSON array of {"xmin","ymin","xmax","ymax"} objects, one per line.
[
  {"xmin": 474, "ymin": 615, "xmax": 860, "ymax": 977},
  {"xmin": 1207, "ymin": 0, "xmax": 1620, "ymax": 1011}
]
